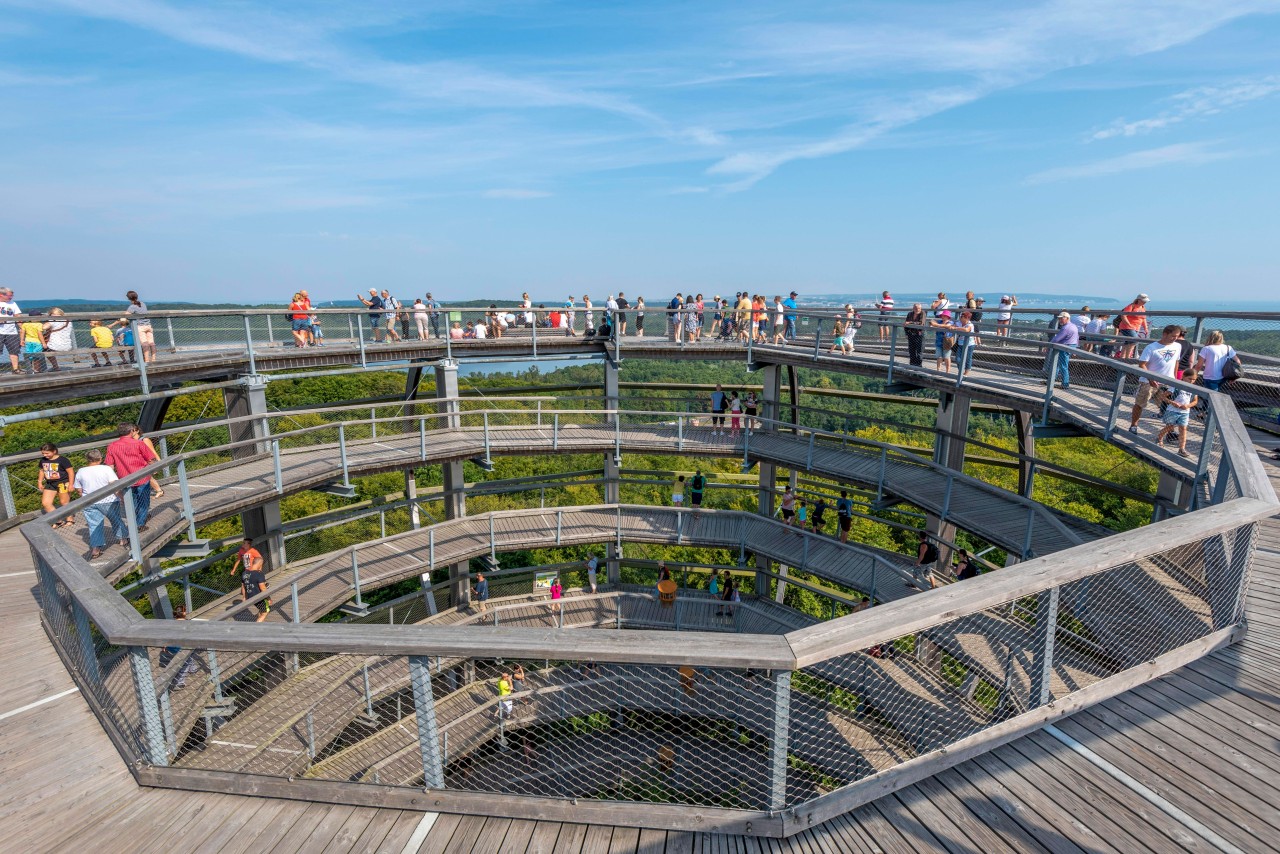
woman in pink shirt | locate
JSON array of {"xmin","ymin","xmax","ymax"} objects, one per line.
[{"xmin": 549, "ymin": 576, "xmax": 563, "ymax": 612}]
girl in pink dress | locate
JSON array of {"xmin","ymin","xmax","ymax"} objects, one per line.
[{"xmin": 550, "ymin": 577, "xmax": 563, "ymax": 612}]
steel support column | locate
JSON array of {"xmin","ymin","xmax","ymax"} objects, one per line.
[
  {"xmin": 435, "ymin": 360, "xmax": 470, "ymax": 608},
  {"xmin": 224, "ymin": 375, "xmax": 284, "ymax": 572},
  {"xmin": 769, "ymin": 670, "xmax": 792, "ymax": 810},
  {"xmin": 409, "ymin": 656, "xmax": 446, "ymax": 788}
]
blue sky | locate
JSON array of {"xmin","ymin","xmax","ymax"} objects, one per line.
[{"xmin": 1, "ymin": 1, "xmax": 1278, "ymax": 304}]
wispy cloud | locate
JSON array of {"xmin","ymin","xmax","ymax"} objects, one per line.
[
  {"xmin": 0, "ymin": 66, "xmax": 91, "ymax": 85},
  {"xmin": 1091, "ymin": 74, "xmax": 1280, "ymax": 140},
  {"xmin": 483, "ymin": 188, "xmax": 551, "ymax": 199},
  {"xmin": 1024, "ymin": 141, "xmax": 1238, "ymax": 184}
]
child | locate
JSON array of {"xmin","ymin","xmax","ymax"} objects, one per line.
[
  {"xmin": 115, "ymin": 323, "xmax": 136, "ymax": 363},
  {"xmin": 671, "ymin": 474, "xmax": 685, "ymax": 506},
  {"xmin": 729, "ymin": 393, "xmax": 743, "ymax": 435},
  {"xmin": 549, "ymin": 576, "xmax": 563, "ymax": 612},
  {"xmin": 21, "ymin": 310, "xmax": 46, "ymax": 373},
  {"xmin": 309, "ymin": 315, "xmax": 324, "ymax": 345},
  {"xmin": 1156, "ymin": 374, "xmax": 1199, "ymax": 458},
  {"xmin": 90, "ymin": 319, "xmax": 114, "ymax": 366},
  {"xmin": 796, "ymin": 500, "xmax": 808, "ymax": 529},
  {"xmin": 37, "ymin": 442, "xmax": 75, "ymax": 525}
]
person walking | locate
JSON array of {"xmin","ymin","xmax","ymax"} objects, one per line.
[
  {"xmin": 584, "ymin": 555, "xmax": 598, "ymax": 594},
  {"xmin": 0, "ymin": 286, "xmax": 22, "ymax": 374},
  {"xmin": 381, "ymin": 290, "xmax": 402, "ymax": 342},
  {"xmin": 905, "ymin": 303, "xmax": 926, "ymax": 367},
  {"xmin": 104, "ymin": 422, "xmax": 158, "ymax": 529},
  {"xmin": 37, "ymin": 443, "xmax": 75, "ymax": 525},
  {"xmin": 1128, "ymin": 324, "xmax": 1183, "ymax": 434},
  {"xmin": 235, "ymin": 538, "xmax": 270, "ymax": 622},
  {"xmin": 549, "ymin": 576, "xmax": 563, "ymax": 612},
  {"xmin": 810, "ymin": 497, "xmax": 827, "ymax": 535},
  {"xmin": 73, "ymin": 449, "xmax": 126, "ymax": 558},
  {"xmin": 1046, "ymin": 310, "xmax": 1078, "ymax": 389},
  {"xmin": 915, "ymin": 532, "xmax": 940, "ymax": 590},
  {"xmin": 744, "ymin": 391, "xmax": 758, "ymax": 428},
  {"xmin": 132, "ymin": 425, "xmax": 165, "ymax": 498},
  {"xmin": 1196, "ymin": 331, "xmax": 1242, "ymax": 391},
  {"xmin": 671, "ymin": 474, "xmax": 685, "ymax": 506}
]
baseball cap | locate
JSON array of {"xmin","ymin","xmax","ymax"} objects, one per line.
[
  {"xmin": 1001, "ymin": 294, "xmax": 1010, "ymax": 301},
  {"xmin": 789, "ymin": 290, "xmax": 798, "ymax": 296},
  {"xmin": 1058, "ymin": 310, "xmax": 1070, "ymax": 318}
]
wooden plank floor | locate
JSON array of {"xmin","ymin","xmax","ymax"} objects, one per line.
[{"xmin": 3, "ymin": 449, "xmax": 1278, "ymax": 852}]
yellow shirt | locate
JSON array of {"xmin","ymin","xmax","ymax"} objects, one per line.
[
  {"xmin": 91, "ymin": 326, "xmax": 114, "ymax": 348},
  {"xmin": 497, "ymin": 677, "xmax": 512, "ymax": 697},
  {"xmin": 21, "ymin": 321, "xmax": 43, "ymax": 345}
]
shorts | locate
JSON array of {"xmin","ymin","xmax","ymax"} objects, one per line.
[
  {"xmin": 24, "ymin": 341, "xmax": 42, "ymax": 355},
  {"xmin": 136, "ymin": 325, "xmax": 155, "ymax": 346},
  {"xmin": 43, "ymin": 482, "xmax": 70, "ymax": 494},
  {"xmin": 672, "ymin": 495, "xmax": 683, "ymax": 505},
  {"xmin": 838, "ymin": 515, "xmax": 852, "ymax": 532},
  {"xmin": 811, "ymin": 515, "xmax": 824, "ymax": 529},
  {"xmin": 291, "ymin": 318, "xmax": 311, "ymax": 332},
  {"xmin": 1163, "ymin": 409, "xmax": 1190, "ymax": 427},
  {"xmin": 256, "ymin": 599, "xmax": 271, "ymax": 615},
  {"xmin": 0, "ymin": 332, "xmax": 20, "ymax": 357},
  {"xmin": 781, "ymin": 508, "xmax": 795, "ymax": 521},
  {"xmin": 1135, "ymin": 382, "xmax": 1162, "ymax": 409},
  {"xmin": 691, "ymin": 492, "xmax": 703, "ymax": 507}
]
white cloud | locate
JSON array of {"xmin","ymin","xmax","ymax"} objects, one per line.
[
  {"xmin": 1023, "ymin": 141, "xmax": 1238, "ymax": 184},
  {"xmin": 1092, "ymin": 74, "xmax": 1280, "ymax": 140},
  {"xmin": 482, "ymin": 188, "xmax": 551, "ymax": 199}
]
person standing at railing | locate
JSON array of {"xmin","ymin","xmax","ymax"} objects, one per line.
[
  {"xmin": 496, "ymin": 673, "xmax": 514, "ymax": 719},
  {"xmin": 690, "ymin": 469, "xmax": 706, "ymax": 518},
  {"xmin": 104, "ymin": 422, "xmax": 158, "ymax": 529},
  {"xmin": 73, "ymin": 449, "xmax": 126, "ymax": 558},
  {"xmin": 563, "ymin": 295, "xmax": 576, "ymax": 336},
  {"xmin": 1083, "ymin": 312, "xmax": 1109, "ymax": 354},
  {"xmin": 904, "ymin": 303, "xmax": 926, "ymax": 367},
  {"xmin": 836, "ymin": 490, "xmax": 854, "ymax": 543},
  {"xmin": 549, "ymin": 576, "xmax": 563, "ymax": 612},
  {"xmin": 43, "ymin": 308, "xmax": 74, "ymax": 371},
  {"xmin": 1127, "ymin": 324, "xmax": 1183, "ymax": 435},
  {"xmin": 412, "ymin": 298, "xmax": 429, "ymax": 339},
  {"xmin": 357, "ymin": 289, "xmax": 385, "ymax": 342},
  {"xmin": 473, "ymin": 572, "xmax": 489, "ymax": 615},
  {"xmin": 120, "ymin": 291, "xmax": 156, "ymax": 363},
  {"xmin": 930, "ymin": 309, "xmax": 955, "ymax": 373},
  {"xmin": 522, "ymin": 292, "xmax": 535, "ymax": 328},
  {"xmin": 1196, "ymin": 331, "xmax": 1242, "ymax": 391},
  {"xmin": 0, "ymin": 286, "xmax": 22, "ymax": 375},
  {"xmin": 299, "ymin": 290, "xmax": 316, "ymax": 346},
  {"xmin": 783, "ymin": 291, "xmax": 799, "ymax": 341},
  {"xmin": 780, "ymin": 485, "xmax": 797, "ymax": 526},
  {"xmin": 425, "ymin": 293, "xmax": 441, "ymax": 338},
  {"xmin": 930, "ymin": 292, "xmax": 951, "ymax": 317},
  {"xmin": 729, "ymin": 392, "xmax": 743, "ymax": 435},
  {"xmin": 877, "ymin": 291, "xmax": 895, "ymax": 342},
  {"xmin": 20, "ymin": 310, "xmax": 47, "ymax": 374},
  {"xmin": 1116, "ymin": 293, "xmax": 1150, "ymax": 359},
  {"xmin": 288, "ymin": 293, "xmax": 311, "ymax": 348},
  {"xmin": 616, "ymin": 292, "xmax": 629, "ymax": 336},
  {"xmin": 583, "ymin": 294, "xmax": 595, "ymax": 336},
  {"xmin": 584, "ymin": 556, "xmax": 598, "ymax": 593},
  {"xmin": 953, "ymin": 310, "xmax": 978, "ymax": 377},
  {"xmin": 634, "ymin": 296, "xmax": 645, "ymax": 336},
  {"xmin": 1046, "ymin": 311, "xmax": 1078, "ymax": 389},
  {"xmin": 709, "ymin": 383, "xmax": 727, "ymax": 435}
]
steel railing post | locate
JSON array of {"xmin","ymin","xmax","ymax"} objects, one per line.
[
  {"xmin": 1193, "ymin": 409, "xmax": 1219, "ymax": 505},
  {"xmin": 769, "ymin": 671, "xmax": 792, "ymax": 810},
  {"xmin": 271, "ymin": 439, "xmax": 283, "ymax": 494},
  {"xmin": 532, "ymin": 320, "xmax": 538, "ymax": 358},
  {"xmin": 556, "ymin": 510, "xmax": 562, "ymax": 545},
  {"xmin": 677, "ymin": 414, "xmax": 683, "ymax": 451},
  {"xmin": 128, "ymin": 647, "xmax": 169, "ymax": 766},
  {"xmin": 131, "ymin": 320, "xmax": 150, "ymax": 394},
  {"xmin": 483, "ymin": 412, "xmax": 491, "ymax": 464},
  {"xmin": 941, "ymin": 472, "xmax": 953, "ymax": 521},
  {"xmin": 1104, "ymin": 369, "xmax": 1127, "ymax": 441},
  {"xmin": 207, "ymin": 650, "xmax": 225, "ymax": 703},
  {"xmin": 362, "ymin": 665, "xmax": 375, "ymax": 719},
  {"xmin": 1022, "ymin": 506, "xmax": 1035, "ymax": 560},
  {"xmin": 419, "ymin": 418, "xmax": 427, "ymax": 460},
  {"xmin": 489, "ymin": 515, "xmax": 496, "ymax": 559},
  {"xmin": 887, "ymin": 323, "xmax": 898, "ymax": 382},
  {"xmin": 177, "ymin": 459, "xmax": 197, "ymax": 541},
  {"xmin": 338, "ymin": 424, "xmax": 351, "ymax": 487},
  {"xmin": 0, "ymin": 465, "xmax": 14, "ymax": 518},
  {"xmin": 159, "ymin": 437, "xmax": 170, "ymax": 479},
  {"xmin": 1030, "ymin": 586, "xmax": 1060, "ymax": 708},
  {"xmin": 870, "ymin": 562, "xmax": 877, "ymax": 603},
  {"xmin": 428, "ymin": 528, "xmax": 435, "ymax": 571},
  {"xmin": 165, "ymin": 317, "xmax": 176, "ymax": 352},
  {"xmin": 357, "ymin": 318, "xmax": 367, "ymax": 367},
  {"xmin": 876, "ymin": 447, "xmax": 888, "ymax": 504},
  {"xmin": 1040, "ymin": 349, "xmax": 1058, "ymax": 426},
  {"xmin": 122, "ymin": 487, "xmax": 143, "ymax": 565},
  {"xmin": 240, "ymin": 315, "xmax": 256, "ymax": 376},
  {"xmin": 72, "ymin": 600, "xmax": 102, "ymax": 683},
  {"xmin": 291, "ymin": 580, "xmax": 300, "ymax": 623},
  {"xmin": 553, "ymin": 414, "xmax": 559, "ymax": 450},
  {"xmin": 805, "ymin": 432, "xmax": 815, "ymax": 470},
  {"xmin": 537, "ymin": 400, "xmax": 543, "ymax": 429},
  {"xmin": 811, "ymin": 319, "xmax": 822, "ymax": 360},
  {"xmin": 351, "ymin": 549, "xmax": 365, "ymax": 610},
  {"xmin": 371, "ymin": 407, "xmax": 378, "ymax": 439}
]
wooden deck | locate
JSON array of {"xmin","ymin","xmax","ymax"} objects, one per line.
[{"xmin": 6, "ymin": 437, "xmax": 1279, "ymax": 851}]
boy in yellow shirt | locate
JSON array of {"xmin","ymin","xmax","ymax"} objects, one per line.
[
  {"xmin": 21, "ymin": 312, "xmax": 46, "ymax": 373},
  {"xmin": 90, "ymin": 319, "xmax": 114, "ymax": 366}
]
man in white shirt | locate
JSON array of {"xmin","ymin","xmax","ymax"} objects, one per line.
[
  {"xmin": 1129, "ymin": 324, "xmax": 1184, "ymax": 434},
  {"xmin": 73, "ymin": 448, "xmax": 126, "ymax": 558},
  {"xmin": 0, "ymin": 286, "xmax": 21, "ymax": 373}
]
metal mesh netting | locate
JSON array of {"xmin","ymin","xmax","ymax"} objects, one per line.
[{"xmin": 96, "ymin": 522, "xmax": 1251, "ymax": 812}]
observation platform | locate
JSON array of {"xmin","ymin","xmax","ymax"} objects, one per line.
[
  {"xmin": 3, "ymin": 439, "xmax": 1279, "ymax": 851},
  {"xmin": 5, "ymin": 306, "xmax": 1280, "ymax": 851}
]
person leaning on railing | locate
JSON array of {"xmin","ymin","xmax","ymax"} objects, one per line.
[
  {"xmin": 1116, "ymin": 293, "xmax": 1150, "ymax": 360},
  {"xmin": 904, "ymin": 303, "xmax": 926, "ymax": 367}
]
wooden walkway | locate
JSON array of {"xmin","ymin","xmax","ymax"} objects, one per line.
[{"xmin": 4, "ymin": 437, "xmax": 1280, "ymax": 851}]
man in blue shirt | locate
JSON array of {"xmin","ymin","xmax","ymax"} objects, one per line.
[
  {"xmin": 357, "ymin": 288, "xmax": 385, "ymax": 341},
  {"xmin": 710, "ymin": 384, "xmax": 727, "ymax": 435},
  {"xmin": 782, "ymin": 291, "xmax": 799, "ymax": 341},
  {"xmin": 425, "ymin": 292, "xmax": 441, "ymax": 338},
  {"xmin": 667, "ymin": 293, "xmax": 683, "ymax": 341},
  {"xmin": 1047, "ymin": 310, "xmax": 1079, "ymax": 389},
  {"xmin": 473, "ymin": 572, "xmax": 490, "ymax": 616}
]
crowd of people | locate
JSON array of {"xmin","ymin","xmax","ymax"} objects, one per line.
[{"xmin": 1, "ymin": 287, "xmax": 160, "ymax": 374}]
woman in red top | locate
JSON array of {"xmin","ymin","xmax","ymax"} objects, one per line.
[{"xmin": 289, "ymin": 293, "xmax": 310, "ymax": 348}]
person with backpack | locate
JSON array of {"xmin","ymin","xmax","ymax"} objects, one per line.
[
  {"xmin": 689, "ymin": 469, "xmax": 706, "ymax": 517},
  {"xmin": 915, "ymin": 532, "xmax": 940, "ymax": 590},
  {"xmin": 667, "ymin": 293, "xmax": 682, "ymax": 341},
  {"xmin": 836, "ymin": 490, "xmax": 854, "ymax": 543}
]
